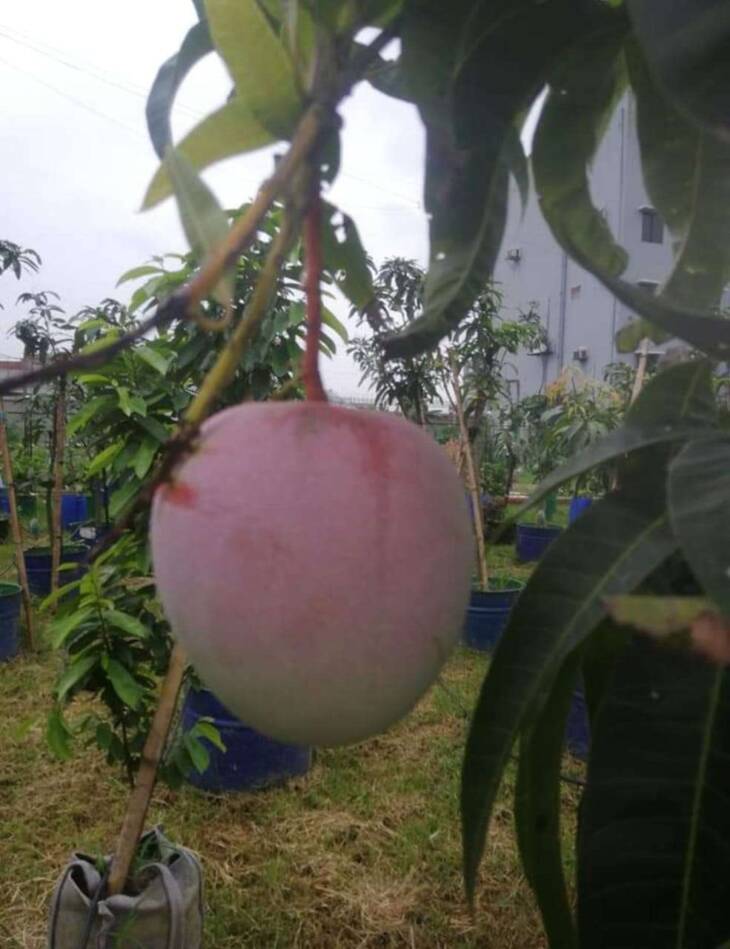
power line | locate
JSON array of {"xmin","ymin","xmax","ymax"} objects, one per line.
[{"xmin": 0, "ymin": 21, "xmax": 204, "ymax": 119}]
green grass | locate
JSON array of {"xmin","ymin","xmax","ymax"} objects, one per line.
[{"xmin": 0, "ymin": 537, "xmax": 580, "ymax": 947}]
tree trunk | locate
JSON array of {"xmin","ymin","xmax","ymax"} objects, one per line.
[
  {"xmin": 0, "ymin": 410, "xmax": 34, "ymax": 649},
  {"xmin": 50, "ymin": 378, "xmax": 66, "ymax": 597}
]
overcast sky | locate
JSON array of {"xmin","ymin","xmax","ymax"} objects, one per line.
[{"xmin": 0, "ymin": 2, "xmax": 429, "ymax": 395}]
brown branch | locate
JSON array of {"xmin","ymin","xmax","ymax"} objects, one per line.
[{"xmin": 303, "ymin": 192, "xmax": 327, "ymax": 402}]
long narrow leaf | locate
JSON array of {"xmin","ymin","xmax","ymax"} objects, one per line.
[
  {"xmin": 515, "ymin": 650, "xmax": 582, "ymax": 949},
  {"xmin": 462, "ymin": 486, "xmax": 677, "ymax": 904}
]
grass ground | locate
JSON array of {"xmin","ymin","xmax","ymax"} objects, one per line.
[{"xmin": 0, "ymin": 539, "xmax": 581, "ymax": 948}]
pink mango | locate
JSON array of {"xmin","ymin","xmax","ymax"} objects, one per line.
[{"xmin": 150, "ymin": 402, "xmax": 472, "ymax": 746}]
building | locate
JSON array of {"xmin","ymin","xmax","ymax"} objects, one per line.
[{"xmin": 493, "ymin": 95, "xmax": 675, "ymax": 398}]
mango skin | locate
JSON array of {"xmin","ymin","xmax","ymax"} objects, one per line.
[{"xmin": 150, "ymin": 402, "xmax": 473, "ymax": 746}]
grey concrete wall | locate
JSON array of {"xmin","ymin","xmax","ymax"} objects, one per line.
[{"xmin": 494, "ymin": 94, "xmax": 676, "ymax": 397}]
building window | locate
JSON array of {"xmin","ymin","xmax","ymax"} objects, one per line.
[{"xmin": 640, "ymin": 208, "xmax": 664, "ymax": 244}]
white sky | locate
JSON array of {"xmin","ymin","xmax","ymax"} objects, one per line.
[{"xmin": 0, "ymin": 2, "xmax": 429, "ymax": 396}]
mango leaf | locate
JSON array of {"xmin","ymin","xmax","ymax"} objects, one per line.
[
  {"xmin": 116, "ymin": 264, "xmax": 164, "ymax": 286},
  {"xmin": 48, "ymin": 608, "xmax": 93, "ymax": 649},
  {"xmin": 106, "ymin": 660, "xmax": 145, "ymax": 710},
  {"xmin": 192, "ymin": 719, "xmax": 227, "ymax": 752},
  {"xmin": 533, "ymin": 22, "xmax": 629, "ymax": 282},
  {"xmin": 116, "ymin": 387, "xmax": 147, "ymax": 418},
  {"xmin": 514, "ymin": 649, "xmax": 582, "ymax": 948},
  {"xmin": 184, "ymin": 732, "xmax": 210, "ymax": 773},
  {"xmin": 146, "ymin": 19, "xmax": 213, "ymax": 159},
  {"xmin": 321, "ymin": 202, "xmax": 376, "ymax": 315},
  {"xmin": 136, "ymin": 344, "xmax": 170, "ymax": 375},
  {"xmin": 135, "ymin": 415, "xmax": 171, "ymax": 444},
  {"xmin": 322, "ymin": 307, "xmax": 347, "ymax": 342},
  {"xmin": 462, "ymin": 483, "xmax": 677, "ymax": 904},
  {"xmin": 204, "ymin": 0, "xmax": 302, "ymax": 137},
  {"xmin": 165, "ymin": 147, "xmax": 234, "ymax": 306},
  {"xmin": 110, "ymin": 480, "xmax": 139, "ymax": 519},
  {"xmin": 47, "ymin": 707, "xmax": 73, "ymax": 761},
  {"xmin": 87, "ymin": 442, "xmax": 123, "ymax": 477},
  {"xmin": 532, "ymin": 19, "xmax": 730, "ymax": 358},
  {"xmin": 506, "ymin": 361, "xmax": 716, "ymax": 527},
  {"xmin": 67, "ymin": 396, "xmax": 116, "ymax": 436},
  {"xmin": 39, "ymin": 579, "xmax": 83, "ymax": 613},
  {"xmin": 56, "ymin": 654, "xmax": 97, "ymax": 702},
  {"xmin": 143, "ymin": 99, "xmax": 274, "ymax": 209},
  {"xmin": 102, "ymin": 609, "xmax": 150, "ymax": 640},
  {"xmin": 669, "ymin": 435, "xmax": 730, "ymax": 615},
  {"xmin": 605, "ymin": 594, "xmax": 710, "ymax": 637},
  {"xmin": 578, "ymin": 634, "xmax": 730, "ymax": 946},
  {"xmin": 133, "ymin": 436, "xmax": 159, "ymax": 481},
  {"xmin": 626, "ymin": 0, "xmax": 730, "ymax": 138}
]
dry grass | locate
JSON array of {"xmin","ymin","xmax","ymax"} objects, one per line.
[{"xmin": 0, "ymin": 530, "xmax": 579, "ymax": 948}]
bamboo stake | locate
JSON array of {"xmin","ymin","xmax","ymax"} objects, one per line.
[
  {"xmin": 107, "ymin": 217, "xmax": 300, "ymax": 897},
  {"xmin": 0, "ymin": 407, "xmax": 34, "ymax": 649},
  {"xmin": 50, "ymin": 377, "xmax": 66, "ymax": 598},
  {"xmin": 449, "ymin": 357, "xmax": 489, "ymax": 591}
]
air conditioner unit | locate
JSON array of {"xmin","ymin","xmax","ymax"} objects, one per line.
[
  {"xmin": 505, "ymin": 247, "xmax": 522, "ymax": 263},
  {"xmin": 527, "ymin": 341, "xmax": 552, "ymax": 356},
  {"xmin": 573, "ymin": 346, "xmax": 589, "ymax": 362}
]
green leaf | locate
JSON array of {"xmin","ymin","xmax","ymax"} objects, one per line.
[
  {"xmin": 133, "ymin": 436, "xmax": 159, "ymax": 480},
  {"xmin": 146, "ymin": 19, "xmax": 213, "ymax": 160},
  {"xmin": 143, "ymin": 99, "xmax": 274, "ymax": 208},
  {"xmin": 515, "ymin": 650, "xmax": 582, "ymax": 949},
  {"xmin": 48, "ymin": 608, "xmax": 94, "ymax": 649},
  {"xmin": 102, "ymin": 609, "xmax": 150, "ymax": 640},
  {"xmin": 135, "ymin": 415, "xmax": 171, "ymax": 444},
  {"xmin": 67, "ymin": 396, "xmax": 116, "ymax": 436},
  {"xmin": 39, "ymin": 579, "xmax": 82, "ymax": 613},
  {"xmin": 321, "ymin": 307, "xmax": 347, "ymax": 342},
  {"xmin": 462, "ymin": 487, "xmax": 677, "ymax": 904},
  {"xmin": 204, "ymin": 0, "xmax": 302, "ymax": 137},
  {"xmin": 110, "ymin": 480, "xmax": 139, "ymax": 519},
  {"xmin": 532, "ymin": 20, "xmax": 629, "ymax": 282},
  {"xmin": 193, "ymin": 719, "xmax": 227, "ymax": 752},
  {"xmin": 320, "ymin": 202, "xmax": 376, "ymax": 315},
  {"xmin": 184, "ymin": 732, "xmax": 210, "ymax": 774},
  {"xmin": 47, "ymin": 707, "xmax": 73, "ymax": 761},
  {"xmin": 106, "ymin": 659, "xmax": 145, "ymax": 710},
  {"xmin": 625, "ymin": 0, "xmax": 730, "ymax": 137},
  {"xmin": 605, "ymin": 594, "xmax": 710, "ymax": 637},
  {"xmin": 116, "ymin": 387, "xmax": 147, "ymax": 418},
  {"xmin": 136, "ymin": 344, "xmax": 170, "ymax": 375},
  {"xmin": 56, "ymin": 654, "xmax": 97, "ymax": 702},
  {"xmin": 165, "ymin": 147, "xmax": 234, "ymax": 305},
  {"xmin": 669, "ymin": 435, "xmax": 730, "ymax": 615},
  {"xmin": 116, "ymin": 264, "xmax": 164, "ymax": 287},
  {"xmin": 577, "ymin": 634, "xmax": 730, "ymax": 946},
  {"xmin": 87, "ymin": 442, "xmax": 123, "ymax": 477}
]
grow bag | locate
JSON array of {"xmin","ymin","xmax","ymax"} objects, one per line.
[
  {"xmin": 568, "ymin": 495, "xmax": 593, "ymax": 524},
  {"xmin": 516, "ymin": 523, "xmax": 563, "ymax": 562},
  {"xmin": 181, "ymin": 687, "xmax": 312, "ymax": 792},
  {"xmin": 0, "ymin": 582, "xmax": 21, "ymax": 662},
  {"xmin": 463, "ymin": 582, "xmax": 523, "ymax": 652},
  {"xmin": 61, "ymin": 493, "xmax": 89, "ymax": 530},
  {"xmin": 24, "ymin": 545, "xmax": 87, "ymax": 597},
  {"xmin": 48, "ymin": 826, "xmax": 202, "ymax": 949},
  {"xmin": 565, "ymin": 688, "xmax": 590, "ymax": 760}
]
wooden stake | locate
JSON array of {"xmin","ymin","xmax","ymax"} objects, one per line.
[
  {"xmin": 0, "ymin": 408, "xmax": 34, "ymax": 649},
  {"xmin": 50, "ymin": 378, "xmax": 66, "ymax": 598},
  {"xmin": 107, "ymin": 643, "xmax": 187, "ymax": 895},
  {"xmin": 631, "ymin": 337, "xmax": 651, "ymax": 404},
  {"xmin": 450, "ymin": 357, "xmax": 489, "ymax": 591}
]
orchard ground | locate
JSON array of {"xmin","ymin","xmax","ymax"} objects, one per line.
[{"xmin": 0, "ymin": 533, "xmax": 582, "ymax": 948}]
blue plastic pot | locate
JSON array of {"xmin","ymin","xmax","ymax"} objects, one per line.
[
  {"xmin": 0, "ymin": 582, "xmax": 21, "ymax": 662},
  {"xmin": 568, "ymin": 495, "xmax": 593, "ymax": 524},
  {"xmin": 0, "ymin": 489, "xmax": 9, "ymax": 516},
  {"xmin": 516, "ymin": 523, "xmax": 563, "ymax": 562},
  {"xmin": 181, "ymin": 687, "xmax": 312, "ymax": 792},
  {"xmin": 464, "ymin": 582, "xmax": 523, "ymax": 651},
  {"xmin": 23, "ymin": 545, "xmax": 88, "ymax": 597},
  {"xmin": 565, "ymin": 688, "xmax": 590, "ymax": 760},
  {"xmin": 61, "ymin": 493, "xmax": 89, "ymax": 529}
]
